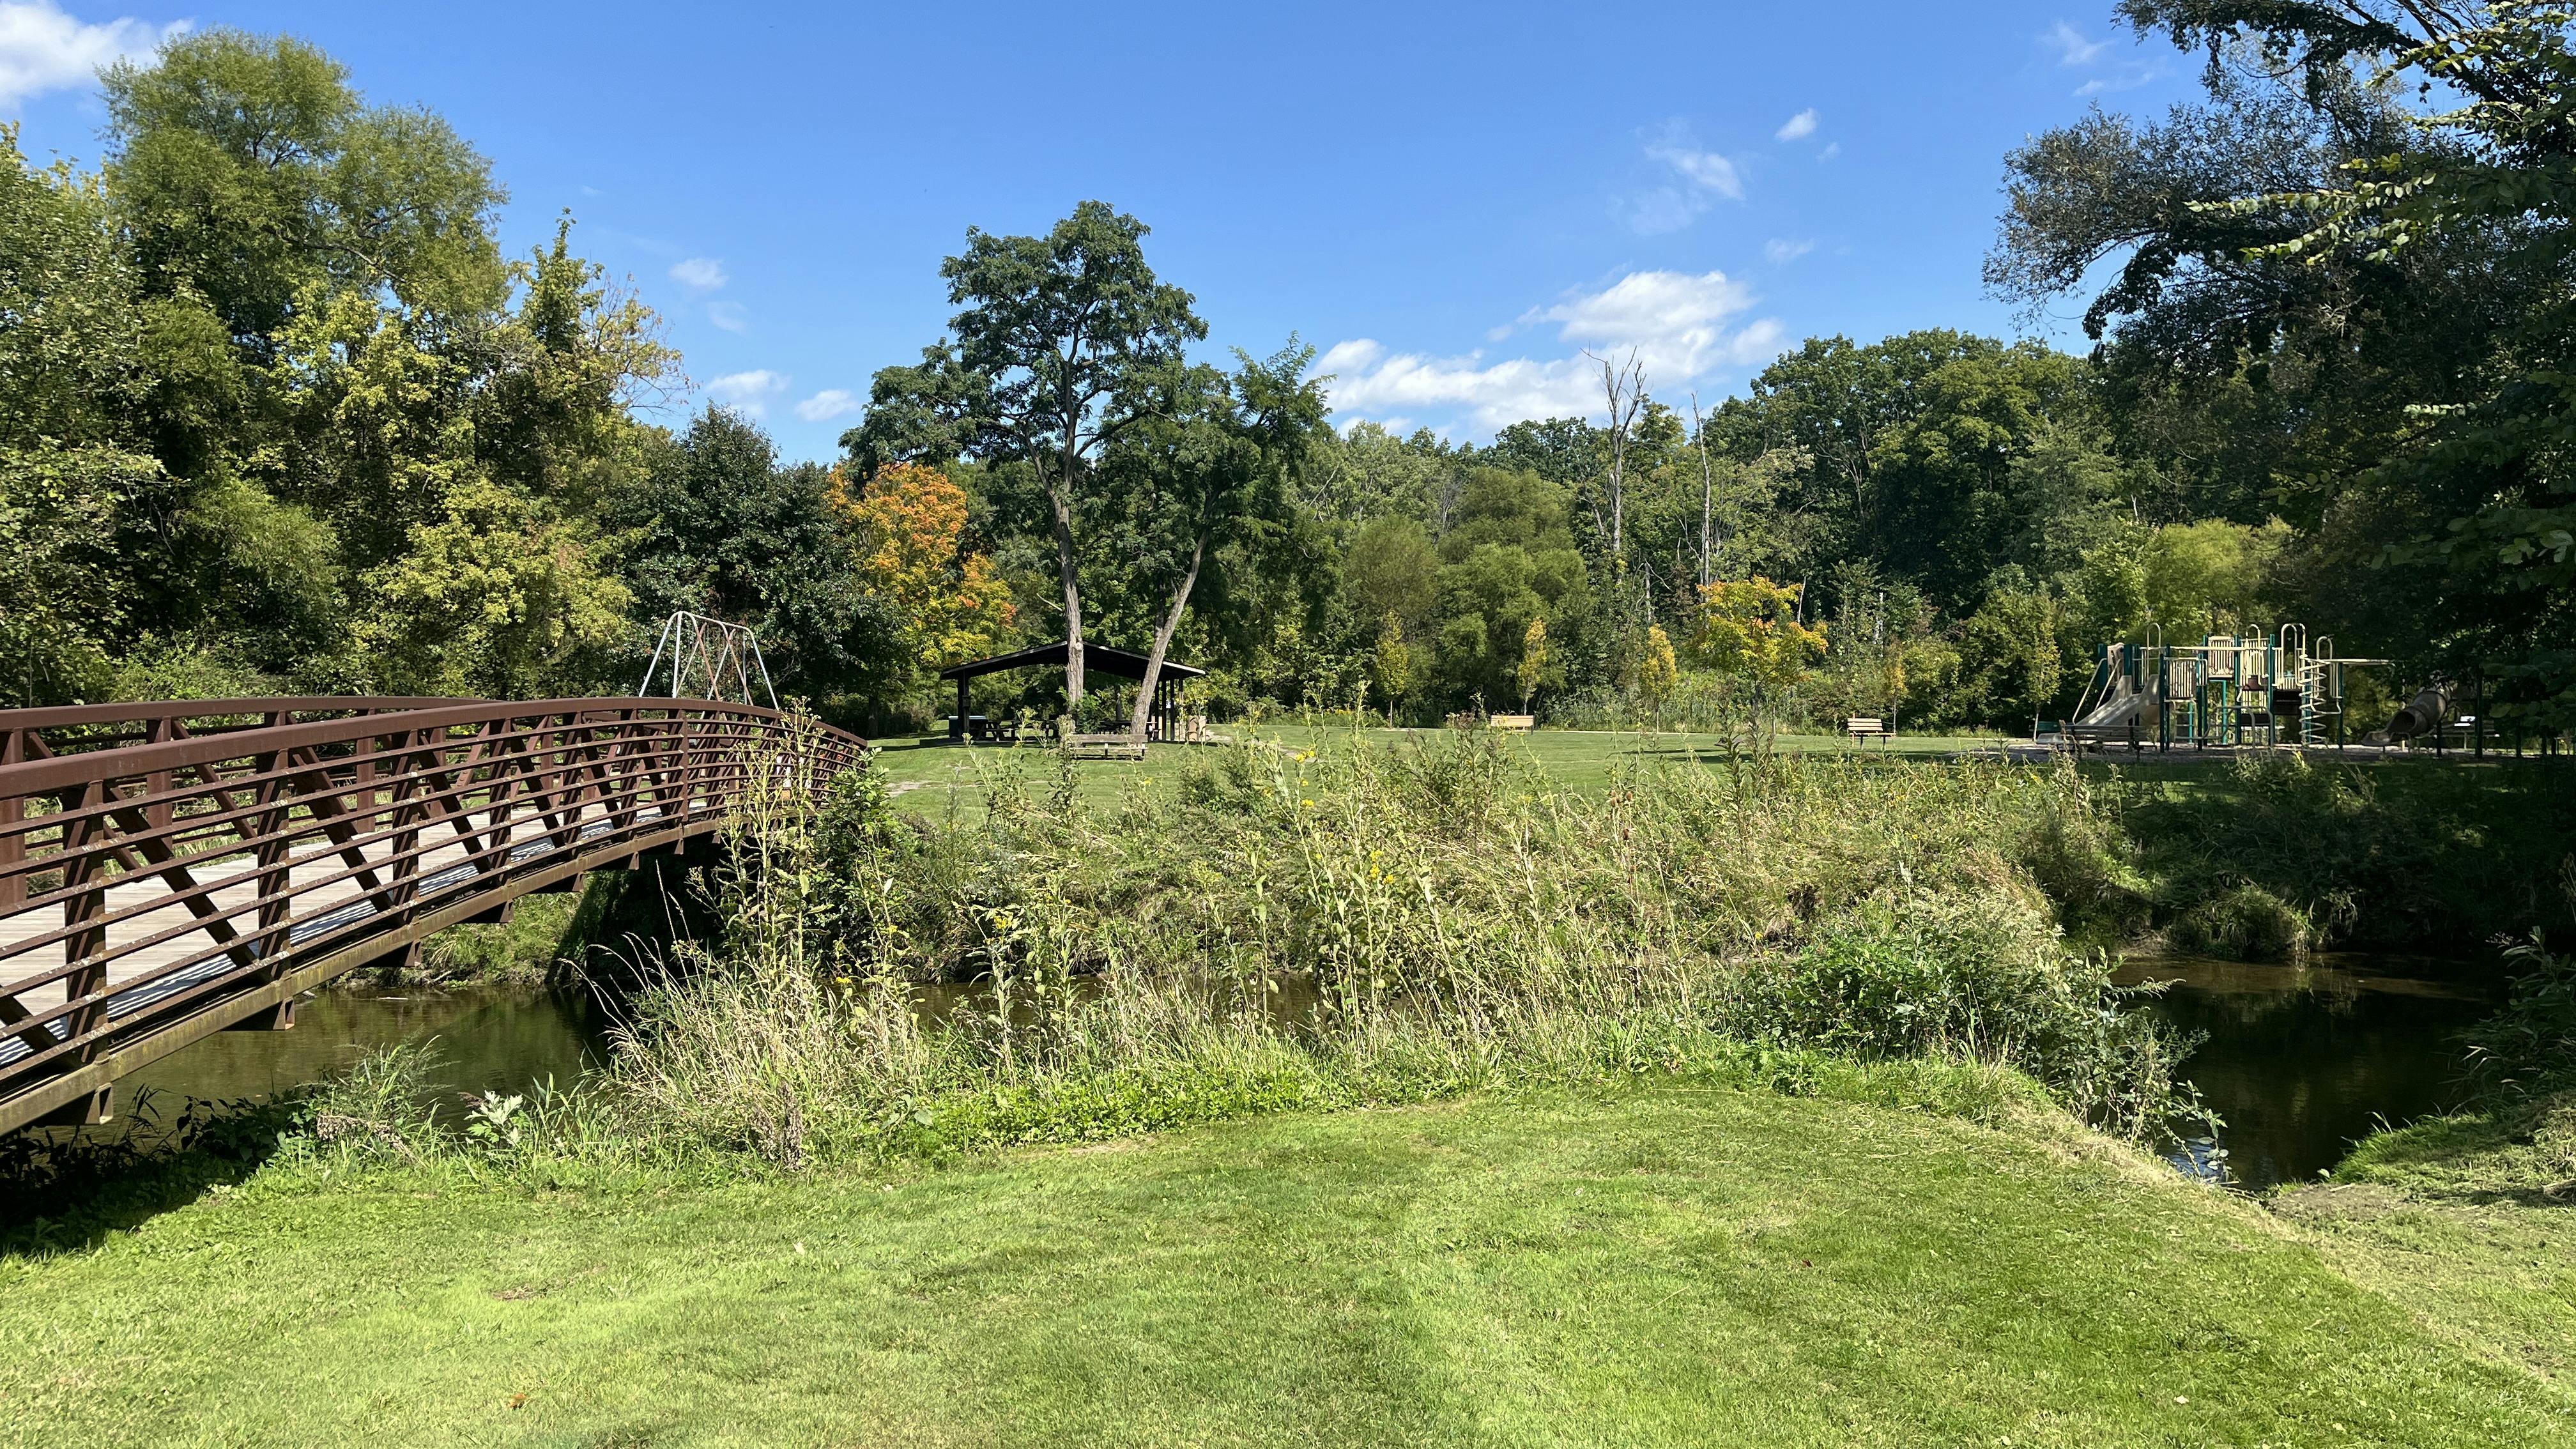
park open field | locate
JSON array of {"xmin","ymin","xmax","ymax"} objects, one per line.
[{"xmin": 8, "ymin": 1085, "xmax": 2572, "ymax": 1448}]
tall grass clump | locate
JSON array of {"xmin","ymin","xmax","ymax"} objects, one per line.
[{"xmin": 606, "ymin": 724, "xmax": 2191, "ymax": 1165}]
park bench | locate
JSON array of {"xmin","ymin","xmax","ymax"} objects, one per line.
[
  {"xmin": 1844, "ymin": 716, "xmax": 1893, "ymax": 744},
  {"xmin": 1064, "ymin": 732, "xmax": 1148, "ymax": 762},
  {"xmin": 1488, "ymin": 714, "xmax": 1535, "ymax": 733}
]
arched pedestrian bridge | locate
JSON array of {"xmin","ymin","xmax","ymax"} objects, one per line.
[{"xmin": 0, "ymin": 697, "xmax": 865, "ymax": 1135}]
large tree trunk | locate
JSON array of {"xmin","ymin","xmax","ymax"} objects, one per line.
[
  {"xmin": 1127, "ymin": 533, "xmax": 1207, "ymax": 744},
  {"xmin": 1048, "ymin": 450, "xmax": 1085, "ymax": 710}
]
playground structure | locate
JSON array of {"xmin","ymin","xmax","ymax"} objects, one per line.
[{"xmin": 2066, "ymin": 626, "xmax": 2393, "ymax": 751}]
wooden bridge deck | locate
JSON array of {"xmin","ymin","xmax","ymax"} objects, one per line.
[{"xmin": 0, "ymin": 697, "xmax": 864, "ymax": 1134}]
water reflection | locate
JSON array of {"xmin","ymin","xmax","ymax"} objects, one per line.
[
  {"xmin": 2113, "ymin": 954, "xmax": 2500, "ymax": 1191},
  {"xmin": 124, "ymin": 985, "xmax": 610, "ymax": 1110}
]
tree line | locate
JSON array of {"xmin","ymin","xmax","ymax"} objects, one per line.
[{"xmin": 6, "ymin": 12, "xmax": 2568, "ymax": 737}]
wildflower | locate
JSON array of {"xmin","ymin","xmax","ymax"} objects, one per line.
[{"xmin": 1301, "ymin": 799, "xmax": 1315, "ymax": 809}]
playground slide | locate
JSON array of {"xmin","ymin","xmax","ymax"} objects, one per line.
[
  {"xmin": 2070, "ymin": 689, "xmax": 2150, "ymax": 735},
  {"xmin": 2387, "ymin": 686, "xmax": 2446, "ymax": 742}
]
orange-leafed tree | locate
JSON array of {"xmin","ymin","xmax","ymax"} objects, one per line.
[{"xmin": 831, "ymin": 462, "xmax": 1015, "ymax": 677}]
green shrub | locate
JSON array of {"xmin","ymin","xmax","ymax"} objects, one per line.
[
  {"xmin": 2166, "ymin": 882, "xmax": 2314, "ymax": 960},
  {"xmin": 410, "ymin": 893, "xmax": 580, "ymax": 985},
  {"xmin": 2462, "ymin": 935, "xmax": 2576, "ymax": 1103}
]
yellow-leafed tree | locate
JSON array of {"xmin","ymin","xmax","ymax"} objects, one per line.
[
  {"xmin": 1515, "ymin": 617, "xmax": 1549, "ymax": 713},
  {"xmin": 1637, "ymin": 624, "xmax": 1678, "ymax": 724},
  {"xmin": 831, "ymin": 462, "xmax": 1015, "ymax": 677},
  {"xmin": 1691, "ymin": 577, "xmax": 1827, "ymax": 695}
]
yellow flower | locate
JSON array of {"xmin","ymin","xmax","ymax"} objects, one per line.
[{"xmin": 1301, "ymin": 799, "xmax": 1315, "ymax": 809}]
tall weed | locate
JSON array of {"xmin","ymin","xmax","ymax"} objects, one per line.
[{"xmin": 610, "ymin": 730, "xmax": 2193, "ymax": 1163}]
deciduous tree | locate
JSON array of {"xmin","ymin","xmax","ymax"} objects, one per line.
[
  {"xmin": 1517, "ymin": 618, "xmax": 1549, "ymax": 713},
  {"xmin": 1692, "ymin": 577, "xmax": 1827, "ymax": 698},
  {"xmin": 850, "ymin": 202, "xmax": 1204, "ymax": 710},
  {"xmin": 1637, "ymin": 624, "xmax": 1678, "ymax": 724},
  {"xmin": 1373, "ymin": 611, "xmax": 1411, "ymax": 723},
  {"xmin": 832, "ymin": 461, "xmax": 1015, "ymax": 677}
]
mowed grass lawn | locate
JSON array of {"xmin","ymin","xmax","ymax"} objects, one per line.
[
  {"xmin": 870, "ymin": 723, "xmax": 2015, "ymax": 816},
  {"xmin": 6, "ymin": 1088, "xmax": 2564, "ymax": 1447}
]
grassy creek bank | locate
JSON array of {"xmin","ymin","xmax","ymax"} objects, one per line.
[
  {"xmin": 2102, "ymin": 752, "xmax": 2576, "ymax": 961},
  {"xmin": 869, "ymin": 725, "xmax": 2576, "ymax": 962},
  {"xmin": 5, "ymin": 1086, "xmax": 2566, "ymax": 1448}
]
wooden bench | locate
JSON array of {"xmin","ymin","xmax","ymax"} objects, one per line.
[
  {"xmin": 1488, "ymin": 714, "xmax": 1535, "ymax": 733},
  {"xmin": 1845, "ymin": 716, "xmax": 1893, "ymax": 744},
  {"xmin": 1064, "ymin": 732, "xmax": 1147, "ymax": 762}
]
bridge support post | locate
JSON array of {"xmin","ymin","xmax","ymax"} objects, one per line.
[
  {"xmin": 32, "ymin": 1085, "xmax": 111, "ymax": 1126},
  {"xmin": 224, "ymin": 999, "xmax": 296, "ymax": 1032},
  {"xmin": 463, "ymin": 899, "xmax": 517, "ymax": 926}
]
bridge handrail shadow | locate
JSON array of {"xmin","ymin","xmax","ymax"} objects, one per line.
[{"xmin": 0, "ymin": 696, "xmax": 864, "ymax": 1135}]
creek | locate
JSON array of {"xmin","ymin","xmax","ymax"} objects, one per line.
[
  {"xmin": 121, "ymin": 984, "xmax": 611, "ymax": 1117},
  {"xmin": 2114, "ymin": 953, "xmax": 2501, "ymax": 1192},
  {"xmin": 111, "ymin": 953, "xmax": 2498, "ymax": 1195}
]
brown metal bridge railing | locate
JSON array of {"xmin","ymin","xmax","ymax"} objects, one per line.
[
  {"xmin": 0, "ymin": 698, "xmax": 865, "ymax": 1135},
  {"xmin": 1, "ymin": 697, "xmax": 484, "ymax": 765}
]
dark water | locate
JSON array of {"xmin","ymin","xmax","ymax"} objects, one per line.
[
  {"xmin": 2113, "ymin": 954, "xmax": 2502, "ymax": 1192},
  {"xmin": 121, "ymin": 985, "xmax": 611, "ymax": 1114}
]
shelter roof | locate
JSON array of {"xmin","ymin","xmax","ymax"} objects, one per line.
[{"xmin": 935, "ymin": 641, "xmax": 1207, "ymax": 683}]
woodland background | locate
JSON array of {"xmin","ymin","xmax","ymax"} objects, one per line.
[{"xmin": 8, "ymin": 6, "xmax": 2570, "ymax": 736}]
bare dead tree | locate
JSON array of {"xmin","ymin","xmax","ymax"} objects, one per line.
[
  {"xmin": 1689, "ymin": 390, "xmax": 1717, "ymax": 590},
  {"xmin": 1588, "ymin": 349, "xmax": 1648, "ymax": 600}
]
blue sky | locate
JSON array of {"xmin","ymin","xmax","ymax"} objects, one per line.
[{"xmin": 4, "ymin": 1, "xmax": 2200, "ymax": 461}]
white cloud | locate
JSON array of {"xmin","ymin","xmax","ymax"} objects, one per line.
[
  {"xmin": 1764, "ymin": 238, "xmax": 1816, "ymax": 264},
  {"xmin": 1321, "ymin": 270, "xmax": 1784, "ymax": 434},
  {"xmin": 793, "ymin": 388, "xmax": 859, "ymax": 424},
  {"xmin": 2047, "ymin": 20, "xmax": 2158, "ymax": 95},
  {"xmin": 1656, "ymin": 147, "xmax": 1742, "ymax": 198},
  {"xmin": 1774, "ymin": 108, "xmax": 1818, "ymax": 142},
  {"xmin": 1629, "ymin": 121, "xmax": 1745, "ymax": 235},
  {"xmin": 707, "ymin": 300, "xmax": 749, "ymax": 334},
  {"xmin": 0, "ymin": 1, "xmax": 183, "ymax": 109},
  {"xmin": 2075, "ymin": 69, "xmax": 2158, "ymax": 96},
  {"xmin": 705, "ymin": 369, "xmax": 788, "ymax": 418},
  {"xmin": 1818, "ymin": 142, "xmax": 1841, "ymax": 162},
  {"xmin": 1645, "ymin": 130, "xmax": 1742, "ymax": 196},
  {"xmin": 1622, "ymin": 187, "xmax": 1706, "ymax": 237},
  {"xmin": 2046, "ymin": 20, "xmax": 2109, "ymax": 66},
  {"xmin": 669, "ymin": 257, "xmax": 728, "ymax": 290}
]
